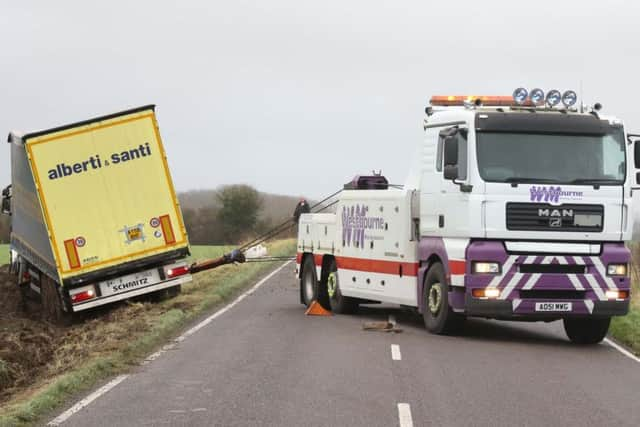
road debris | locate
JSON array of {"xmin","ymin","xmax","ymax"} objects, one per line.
[{"xmin": 362, "ymin": 321, "xmax": 402, "ymax": 333}]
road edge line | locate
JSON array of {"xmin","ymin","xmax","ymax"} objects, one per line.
[
  {"xmin": 47, "ymin": 375, "xmax": 128, "ymax": 426},
  {"xmin": 47, "ymin": 260, "xmax": 291, "ymax": 425},
  {"xmin": 604, "ymin": 338, "xmax": 640, "ymax": 364},
  {"xmin": 176, "ymin": 260, "xmax": 291, "ymax": 341}
]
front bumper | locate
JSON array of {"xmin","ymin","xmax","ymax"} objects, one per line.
[
  {"xmin": 460, "ymin": 240, "xmax": 631, "ymax": 319},
  {"xmin": 465, "ymin": 294, "xmax": 629, "ymax": 319}
]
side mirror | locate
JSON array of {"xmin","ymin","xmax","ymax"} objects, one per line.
[
  {"xmin": 444, "ymin": 165, "xmax": 459, "ymax": 181},
  {"xmin": 443, "ymin": 136, "xmax": 458, "ymax": 166},
  {"xmin": 635, "ymin": 141, "xmax": 640, "ymax": 168}
]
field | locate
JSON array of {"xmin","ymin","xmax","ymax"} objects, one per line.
[
  {"xmin": 0, "ymin": 241, "xmax": 295, "ymax": 426},
  {"xmin": 0, "ymin": 245, "xmax": 9, "ymax": 266}
]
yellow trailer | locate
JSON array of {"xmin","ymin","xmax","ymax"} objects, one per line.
[{"xmin": 5, "ymin": 105, "xmax": 193, "ymax": 318}]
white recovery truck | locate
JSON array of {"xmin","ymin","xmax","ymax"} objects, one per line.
[{"xmin": 296, "ymin": 89, "xmax": 637, "ymax": 344}]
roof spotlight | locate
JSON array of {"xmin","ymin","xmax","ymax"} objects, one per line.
[
  {"xmin": 562, "ymin": 90, "xmax": 578, "ymax": 108},
  {"xmin": 545, "ymin": 89, "xmax": 562, "ymax": 107},
  {"xmin": 530, "ymin": 88, "xmax": 545, "ymax": 106},
  {"xmin": 512, "ymin": 87, "xmax": 528, "ymax": 105}
]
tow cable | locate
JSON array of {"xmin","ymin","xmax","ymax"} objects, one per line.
[{"xmin": 188, "ymin": 189, "xmax": 343, "ymax": 273}]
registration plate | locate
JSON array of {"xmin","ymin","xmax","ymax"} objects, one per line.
[
  {"xmin": 100, "ymin": 268, "xmax": 161, "ymax": 296},
  {"xmin": 535, "ymin": 302, "xmax": 572, "ymax": 312}
]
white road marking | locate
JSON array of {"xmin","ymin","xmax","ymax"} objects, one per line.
[
  {"xmin": 47, "ymin": 375, "xmax": 129, "ymax": 426},
  {"xmin": 191, "ymin": 408, "xmax": 207, "ymax": 412},
  {"xmin": 176, "ymin": 261, "xmax": 292, "ymax": 342},
  {"xmin": 604, "ymin": 338, "xmax": 640, "ymax": 364},
  {"xmin": 391, "ymin": 344, "xmax": 402, "ymax": 361},
  {"xmin": 397, "ymin": 403, "xmax": 414, "ymax": 427},
  {"xmin": 169, "ymin": 410, "xmax": 187, "ymax": 414},
  {"xmin": 47, "ymin": 262, "xmax": 291, "ymax": 425}
]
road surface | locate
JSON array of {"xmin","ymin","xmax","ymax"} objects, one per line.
[{"xmin": 51, "ymin": 262, "xmax": 640, "ymax": 426}]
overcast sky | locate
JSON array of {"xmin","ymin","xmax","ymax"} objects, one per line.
[{"xmin": 2, "ymin": 0, "xmax": 639, "ymax": 199}]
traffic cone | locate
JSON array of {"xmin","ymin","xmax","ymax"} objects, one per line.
[{"xmin": 305, "ymin": 300, "xmax": 332, "ymax": 316}]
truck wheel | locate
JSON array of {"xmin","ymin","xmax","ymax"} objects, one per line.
[
  {"xmin": 301, "ymin": 255, "xmax": 318, "ymax": 307},
  {"xmin": 326, "ymin": 259, "xmax": 357, "ymax": 314},
  {"xmin": 41, "ymin": 276, "xmax": 72, "ymax": 326},
  {"xmin": 422, "ymin": 262, "xmax": 463, "ymax": 335},
  {"xmin": 563, "ymin": 317, "xmax": 610, "ymax": 344}
]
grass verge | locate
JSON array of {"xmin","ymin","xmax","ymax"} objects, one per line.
[
  {"xmin": 0, "ymin": 240, "xmax": 295, "ymax": 427},
  {"xmin": 0, "ymin": 245, "xmax": 8, "ymax": 266},
  {"xmin": 609, "ymin": 250, "xmax": 639, "ymax": 355}
]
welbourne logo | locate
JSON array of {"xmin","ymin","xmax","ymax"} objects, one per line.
[
  {"xmin": 342, "ymin": 205, "xmax": 384, "ymax": 248},
  {"xmin": 529, "ymin": 186, "xmax": 583, "ymax": 203}
]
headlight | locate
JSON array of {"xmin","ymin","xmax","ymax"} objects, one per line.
[
  {"xmin": 607, "ymin": 264, "xmax": 627, "ymax": 276},
  {"xmin": 512, "ymin": 87, "xmax": 528, "ymax": 105},
  {"xmin": 545, "ymin": 89, "xmax": 562, "ymax": 107},
  {"xmin": 472, "ymin": 262, "xmax": 500, "ymax": 274},
  {"xmin": 562, "ymin": 90, "xmax": 577, "ymax": 107},
  {"xmin": 529, "ymin": 88, "xmax": 545, "ymax": 106}
]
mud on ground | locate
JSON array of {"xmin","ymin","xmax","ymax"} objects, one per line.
[{"xmin": 0, "ymin": 265, "xmax": 182, "ymax": 404}]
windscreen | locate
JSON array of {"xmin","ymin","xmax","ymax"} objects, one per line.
[{"xmin": 476, "ymin": 129, "xmax": 626, "ymax": 185}]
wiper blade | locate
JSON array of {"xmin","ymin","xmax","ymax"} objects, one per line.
[
  {"xmin": 503, "ymin": 177, "xmax": 561, "ymax": 184},
  {"xmin": 569, "ymin": 178, "xmax": 622, "ymax": 185}
]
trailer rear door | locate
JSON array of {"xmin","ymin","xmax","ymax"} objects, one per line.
[{"xmin": 23, "ymin": 106, "xmax": 188, "ymax": 281}]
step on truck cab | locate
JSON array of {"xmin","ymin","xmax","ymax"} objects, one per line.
[
  {"xmin": 296, "ymin": 89, "xmax": 637, "ymax": 344},
  {"xmin": 2, "ymin": 105, "xmax": 192, "ymax": 320}
]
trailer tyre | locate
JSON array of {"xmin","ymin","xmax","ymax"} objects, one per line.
[
  {"xmin": 326, "ymin": 259, "xmax": 357, "ymax": 314},
  {"xmin": 422, "ymin": 262, "xmax": 463, "ymax": 335},
  {"xmin": 41, "ymin": 276, "xmax": 72, "ymax": 326},
  {"xmin": 563, "ymin": 317, "xmax": 610, "ymax": 344}
]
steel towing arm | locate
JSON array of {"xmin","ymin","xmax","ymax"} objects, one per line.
[{"xmin": 188, "ymin": 249, "xmax": 246, "ymax": 274}]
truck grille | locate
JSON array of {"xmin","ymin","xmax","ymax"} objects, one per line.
[
  {"xmin": 506, "ymin": 203, "xmax": 604, "ymax": 232},
  {"xmin": 519, "ymin": 264, "xmax": 586, "ymax": 274}
]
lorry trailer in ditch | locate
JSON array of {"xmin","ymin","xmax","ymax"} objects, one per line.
[
  {"xmin": 1, "ymin": 105, "xmax": 242, "ymax": 321},
  {"xmin": 296, "ymin": 89, "xmax": 638, "ymax": 344}
]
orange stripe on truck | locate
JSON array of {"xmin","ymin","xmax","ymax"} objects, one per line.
[
  {"xmin": 64, "ymin": 239, "xmax": 81, "ymax": 269},
  {"xmin": 336, "ymin": 256, "xmax": 419, "ymax": 277},
  {"xmin": 160, "ymin": 215, "xmax": 176, "ymax": 244},
  {"xmin": 448, "ymin": 260, "xmax": 466, "ymax": 275}
]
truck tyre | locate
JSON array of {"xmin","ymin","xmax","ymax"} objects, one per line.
[
  {"xmin": 41, "ymin": 275, "xmax": 72, "ymax": 326},
  {"xmin": 325, "ymin": 259, "xmax": 357, "ymax": 314},
  {"xmin": 563, "ymin": 317, "xmax": 610, "ymax": 344},
  {"xmin": 301, "ymin": 255, "xmax": 319, "ymax": 307},
  {"xmin": 422, "ymin": 262, "xmax": 463, "ymax": 335},
  {"xmin": 300, "ymin": 255, "xmax": 331, "ymax": 309}
]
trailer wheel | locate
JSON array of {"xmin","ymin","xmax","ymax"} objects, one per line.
[
  {"xmin": 422, "ymin": 262, "xmax": 463, "ymax": 335},
  {"xmin": 326, "ymin": 259, "xmax": 357, "ymax": 314},
  {"xmin": 301, "ymin": 255, "xmax": 318, "ymax": 307},
  {"xmin": 563, "ymin": 317, "xmax": 610, "ymax": 344},
  {"xmin": 41, "ymin": 276, "xmax": 72, "ymax": 326}
]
